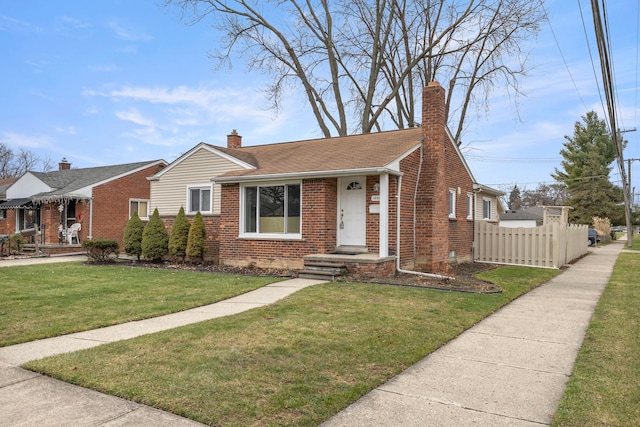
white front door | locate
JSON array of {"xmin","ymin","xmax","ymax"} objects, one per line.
[{"xmin": 338, "ymin": 177, "xmax": 366, "ymax": 246}]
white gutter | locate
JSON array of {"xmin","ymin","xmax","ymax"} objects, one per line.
[
  {"xmin": 212, "ymin": 167, "xmax": 403, "ymax": 184},
  {"xmin": 395, "ymin": 143, "xmax": 454, "ymax": 280},
  {"xmin": 88, "ymin": 197, "xmax": 93, "ymax": 239}
]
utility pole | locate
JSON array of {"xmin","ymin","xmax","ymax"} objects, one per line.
[
  {"xmin": 627, "ymin": 156, "xmax": 640, "ymax": 238},
  {"xmin": 621, "ymin": 127, "xmax": 636, "ymax": 241}
]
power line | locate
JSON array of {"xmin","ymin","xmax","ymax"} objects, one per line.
[
  {"xmin": 578, "ymin": 0, "xmax": 607, "ymax": 117},
  {"xmin": 543, "ymin": 4, "xmax": 589, "ymax": 111},
  {"xmin": 466, "ymin": 155, "xmax": 559, "ymax": 164}
]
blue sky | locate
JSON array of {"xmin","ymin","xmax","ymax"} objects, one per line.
[{"xmin": 1, "ymin": 1, "xmax": 639, "ymax": 199}]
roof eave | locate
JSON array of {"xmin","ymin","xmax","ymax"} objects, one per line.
[
  {"xmin": 473, "ymin": 183, "xmax": 505, "ymax": 196},
  {"xmin": 212, "ymin": 167, "xmax": 403, "ymax": 184}
]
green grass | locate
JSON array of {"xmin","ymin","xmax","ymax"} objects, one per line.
[
  {"xmin": 552, "ymin": 250, "xmax": 640, "ymax": 426},
  {"xmin": 24, "ymin": 265, "xmax": 558, "ymax": 427},
  {"xmin": 0, "ymin": 262, "xmax": 280, "ymax": 347}
]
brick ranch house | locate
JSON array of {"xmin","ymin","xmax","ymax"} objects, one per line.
[
  {"xmin": 0, "ymin": 159, "xmax": 166, "ymax": 253},
  {"xmin": 150, "ymin": 82, "xmax": 503, "ymax": 276}
]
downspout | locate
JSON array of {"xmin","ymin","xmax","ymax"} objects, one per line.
[
  {"xmin": 88, "ymin": 198, "xmax": 93, "ymax": 239},
  {"xmin": 396, "ymin": 142, "xmax": 454, "ymax": 280}
]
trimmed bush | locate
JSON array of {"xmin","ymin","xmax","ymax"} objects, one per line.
[
  {"xmin": 83, "ymin": 239, "xmax": 119, "ymax": 263},
  {"xmin": 141, "ymin": 208, "xmax": 169, "ymax": 262},
  {"xmin": 186, "ymin": 211, "xmax": 207, "ymax": 263},
  {"xmin": 123, "ymin": 210, "xmax": 144, "ymax": 260},
  {"xmin": 8, "ymin": 233, "xmax": 25, "ymax": 255},
  {"xmin": 168, "ymin": 206, "xmax": 190, "ymax": 262}
]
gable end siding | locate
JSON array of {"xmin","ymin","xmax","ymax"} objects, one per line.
[{"xmin": 151, "ymin": 148, "xmax": 244, "ymax": 216}]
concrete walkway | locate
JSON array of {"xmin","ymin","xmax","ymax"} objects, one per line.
[
  {"xmin": 0, "ymin": 267, "xmax": 325, "ymax": 426},
  {"xmin": 0, "ymin": 240, "xmax": 626, "ymax": 426},
  {"xmin": 322, "ymin": 239, "xmax": 625, "ymax": 427}
]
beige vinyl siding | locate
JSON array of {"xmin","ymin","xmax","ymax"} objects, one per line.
[
  {"xmin": 151, "ymin": 148, "xmax": 246, "ymax": 216},
  {"xmin": 474, "ymin": 193, "xmax": 498, "ymax": 221}
]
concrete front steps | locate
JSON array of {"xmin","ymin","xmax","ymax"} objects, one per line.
[{"xmin": 298, "ymin": 260, "xmax": 348, "ymax": 281}]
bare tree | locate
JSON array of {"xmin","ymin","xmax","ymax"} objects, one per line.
[
  {"xmin": 0, "ymin": 143, "xmax": 13, "ymax": 179},
  {"xmin": 165, "ymin": 0, "xmax": 543, "ymax": 142},
  {"xmin": 0, "ymin": 142, "xmax": 55, "ymax": 179},
  {"xmin": 521, "ymin": 183, "xmax": 568, "ymax": 207}
]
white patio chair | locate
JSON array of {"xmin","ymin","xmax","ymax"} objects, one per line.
[{"xmin": 67, "ymin": 223, "xmax": 81, "ymax": 244}]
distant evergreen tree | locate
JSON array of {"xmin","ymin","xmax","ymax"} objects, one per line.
[
  {"xmin": 168, "ymin": 206, "xmax": 190, "ymax": 262},
  {"xmin": 564, "ymin": 145, "xmax": 624, "ymax": 225},
  {"xmin": 123, "ymin": 210, "xmax": 144, "ymax": 260},
  {"xmin": 186, "ymin": 211, "xmax": 207, "ymax": 262},
  {"xmin": 553, "ymin": 111, "xmax": 625, "ymax": 225},
  {"xmin": 141, "ymin": 208, "xmax": 169, "ymax": 261}
]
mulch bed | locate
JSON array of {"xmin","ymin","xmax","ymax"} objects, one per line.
[
  {"xmin": 338, "ymin": 262, "xmax": 502, "ymax": 294},
  {"xmin": 117, "ymin": 259, "xmax": 502, "ymax": 294}
]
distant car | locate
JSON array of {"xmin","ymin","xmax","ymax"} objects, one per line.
[
  {"xmin": 588, "ymin": 228, "xmax": 600, "ymax": 246},
  {"xmin": 611, "ymin": 226, "xmax": 625, "ymax": 233}
]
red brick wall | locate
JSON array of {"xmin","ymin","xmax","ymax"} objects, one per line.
[
  {"xmin": 90, "ymin": 164, "xmax": 165, "ymax": 249},
  {"xmin": 0, "ymin": 209, "xmax": 15, "ymax": 235},
  {"xmin": 219, "ymin": 178, "xmax": 338, "ymax": 269},
  {"xmin": 365, "ymin": 176, "xmax": 380, "ymax": 253},
  {"xmin": 444, "ymin": 140, "xmax": 475, "ymax": 264},
  {"xmin": 398, "ymin": 149, "xmax": 421, "ymax": 269}
]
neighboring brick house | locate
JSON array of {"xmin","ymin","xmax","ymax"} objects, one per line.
[
  {"xmin": 0, "ymin": 178, "xmax": 18, "ymax": 237},
  {"xmin": 1, "ymin": 159, "xmax": 166, "ymax": 252},
  {"xmin": 149, "ymin": 82, "xmax": 503, "ymax": 275}
]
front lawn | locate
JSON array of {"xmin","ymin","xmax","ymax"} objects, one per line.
[
  {"xmin": 24, "ymin": 266, "xmax": 559, "ymax": 427},
  {"xmin": 0, "ymin": 262, "xmax": 280, "ymax": 347},
  {"xmin": 552, "ymin": 250, "xmax": 640, "ymax": 426}
]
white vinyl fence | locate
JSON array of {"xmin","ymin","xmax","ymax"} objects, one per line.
[{"xmin": 474, "ymin": 221, "xmax": 589, "ymax": 269}]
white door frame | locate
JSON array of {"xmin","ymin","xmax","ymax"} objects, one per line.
[{"xmin": 337, "ymin": 176, "xmax": 367, "ymax": 247}]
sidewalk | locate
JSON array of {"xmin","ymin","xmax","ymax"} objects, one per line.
[
  {"xmin": 0, "ymin": 240, "xmax": 624, "ymax": 426},
  {"xmin": 0, "ymin": 276, "xmax": 325, "ymax": 426},
  {"xmin": 321, "ymin": 240, "xmax": 625, "ymax": 427}
]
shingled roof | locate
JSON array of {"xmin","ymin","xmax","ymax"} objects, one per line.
[
  {"xmin": 213, "ymin": 127, "xmax": 423, "ymax": 182},
  {"xmin": 27, "ymin": 160, "xmax": 165, "ymax": 202}
]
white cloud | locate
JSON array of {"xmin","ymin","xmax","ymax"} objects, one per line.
[
  {"xmin": 1, "ymin": 132, "xmax": 52, "ymax": 149},
  {"xmin": 106, "ymin": 20, "xmax": 152, "ymax": 41},
  {"xmin": 55, "ymin": 126, "xmax": 77, "ymax": 135},
  {"xmin": 115, "ymin": 108, "xmax": 156, "ymax": 127},
  {"xmin": 0, "ymin": 13, "xmax": 43, "ymax": 33},
  {"xmin": 58, "ymin": 15, "xmax": 91, "ymax": 31}
]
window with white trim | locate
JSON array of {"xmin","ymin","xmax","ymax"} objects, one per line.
[
  {"xmin": 188, "ymin": 186, "xmax": 212, "ymax": 214},
  {"xmin": 482, "ymin": 198, "xmax": 492, "ymax": 220},
  {"xmin": 467, "ymin": 193, "xmax": 473, "ymax": 219},
  {"xmin": 448, "ymin": 189, "xmax": 456, "ymax": 218},
  {"xmin": 129, "ymin": 199, "xmax": 150, "ymax": 220},
  {"xmin": 242, "ymin": 183, "xmax": 301, "ymax": 236}
]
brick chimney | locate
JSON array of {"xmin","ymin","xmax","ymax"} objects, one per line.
[
  {"xmin": 59, "ymin": 158, "xmax": 71, "ymax": 170},
  {"xmin": 227, "ymin": 130, "xmax": 242, "ymax": 149},
  {"xmin": 415, "ymin": 82, "xmax": 449, "ymax": 272}
]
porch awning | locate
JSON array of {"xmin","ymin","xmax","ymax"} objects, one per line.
[{"xmin": 0, "ymin": 198, "xmax": 33, "ymax": 209}]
